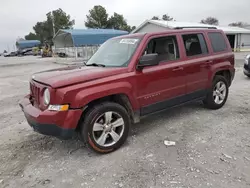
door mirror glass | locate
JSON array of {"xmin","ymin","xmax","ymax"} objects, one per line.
[{"xmin": 137, "ymin": 53, "xmax": 158, "ymax": 69}]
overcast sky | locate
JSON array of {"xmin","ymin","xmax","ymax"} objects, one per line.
[{"xmin": 1, "ymin": 0, "xmax": 249, "ymax": 52}]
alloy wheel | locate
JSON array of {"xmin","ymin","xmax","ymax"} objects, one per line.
[
  {"xmin": 92, "ymin": 111, "xmax": 125, "ymax": 147},
  {"xmin": 213, "ymin": 81, "xmax": 227, "ymax": 104}
]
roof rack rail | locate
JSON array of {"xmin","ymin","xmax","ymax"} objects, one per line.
[{"xmin": 174, "ymin": 26, "xmax": 217, "ymax": 29}]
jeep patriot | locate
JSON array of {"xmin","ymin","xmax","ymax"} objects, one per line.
[{"xmin": 19, "ymin": 29, "xmax": 235, "ymax": 153}]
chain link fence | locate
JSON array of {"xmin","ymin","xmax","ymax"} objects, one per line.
[{"xmin": 53, "ymin": 45, "xmax": 100, "ymax": 63}]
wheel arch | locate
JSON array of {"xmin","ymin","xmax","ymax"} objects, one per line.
[
  {"xmin": 76, "ymin": 93, "xmax": 140, "ymax": 132},
  {"xmin": 214, "ymin": 69, "xmax": 232, "ymax": 86}
]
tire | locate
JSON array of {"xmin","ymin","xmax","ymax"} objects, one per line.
[
  {"xmin": 80, "ymin": 102, "xmax": 130, "ymax": 153},
  {"xmin": 203, "ymin": 75, "xmax": 229, "ymax": 109}
]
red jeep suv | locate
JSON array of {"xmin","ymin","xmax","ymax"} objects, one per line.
[{"xmin": 19, "ymin": 29, "xmax": 235, "ymax": 153}]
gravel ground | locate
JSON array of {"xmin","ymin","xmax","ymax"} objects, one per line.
[{"xmin": 0, "ymin": 56, "xmax": 249, "ymax": 188}]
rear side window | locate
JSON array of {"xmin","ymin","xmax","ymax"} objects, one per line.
[
  {"xmin": 182, "ymin": 34, "xmax": 208, "ymax": 57},
  {"xmin": 208, "ymin": 32, "xmax": 227, "ymax": 52}
]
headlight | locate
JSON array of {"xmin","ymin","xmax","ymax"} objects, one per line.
[
  {"xmin": 245, "ymin": 55, "xmax": 250, "ymax": 65},
  {"xmin": 43, "ymin": 88, "xmax": 50, "ymax": 105}
]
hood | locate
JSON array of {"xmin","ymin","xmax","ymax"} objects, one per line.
[{"xmin": 32, "ymin": 65, "xmax": 128, "ymax": 88}]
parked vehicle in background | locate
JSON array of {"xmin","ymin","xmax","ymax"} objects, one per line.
[
  {"xmin": 19, "ymin": 28, "xmax": 235, "ymax": 153},
  {"xmin": 57, "ymin": 52, "xmax": 67, "ymax": 58},
  {"xmin": 24, "ymin": 50, "xmax": 34, "ymax": 56},
  {"xmin": 243, "ymin": 54, "xmax": 250, "ymax": 77},
  {"xmin": 17, "ymin": 48, "xmax": 32, "ymax": 56},
  {"xmin": 4, "ymin": 51, "xmax": 17, "ymax": 57}
]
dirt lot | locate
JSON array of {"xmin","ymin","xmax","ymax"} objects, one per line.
[{"xmin": 0, "ymin": 56, "xmax": 250, "ymax": 188}]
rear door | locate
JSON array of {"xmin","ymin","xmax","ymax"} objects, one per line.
[{"xmin": 180, "ymin": 33, "xmax": 211, "ymax": 98}]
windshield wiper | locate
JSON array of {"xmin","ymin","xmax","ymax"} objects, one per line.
[{"xmin": 85, "ymin": 63, "xmax": 106, "ymax": 67}]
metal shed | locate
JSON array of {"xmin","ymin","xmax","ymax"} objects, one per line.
[
  {"xmin": 132, "ymin": 20, "xmax": 250, "ymax": 52},
  {"xmin": 16, "ymin": 40, "xmax": 41, "ymax": 50},
  {"xmin": 53, "ymin": 29, "xmax": 128, "ymax": 47},
  {"xmin": 53, "ymin": 29, "xmax": 128, "ymax": 59}
]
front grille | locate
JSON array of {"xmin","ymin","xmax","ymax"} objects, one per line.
[
  {"xmin": 30, "ymin": 82, "xmax": 40, "ymax": 106},
  {"xmin": 244, "ymin": 64, "xmax": 250, "ymax": 71}
]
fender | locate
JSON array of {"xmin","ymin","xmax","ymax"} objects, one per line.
[
  {"xmin": 209, "ymin": 60, "xmax": 233, "ymax": 87},
  {"xmin": 70, "ymin": 81, "xmax": 139, "ymax": 110}
]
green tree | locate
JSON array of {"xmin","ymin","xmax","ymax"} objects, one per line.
[
  {"xmin": 85, "ymin": 6, "xmax": 135, "ymax": 32},
  {"xmin": 24, "ymin": 8, "xmax": 74, "ymax": 45},
  {"xmin": 32, "ymin": 22, "xmax": 48, "ymax": 44},
  {"xmin": 47, "ymin": 8, "xmax": 75, "ymax": 35},
  {"xmin": 151, "ymin": 16, "xmax": 160, "ymax": 20},
  {"xmin": 162, "ymin": 14, "xmax": 174, "ymax": 21},
  {"xmin": 85, "ymin": 5, "xmax": 109, "ymax": 28},
  {"xmin": 228, "ymin": 22, "xmax": 248, "ymax": 28},
  {"xmin": 25, "ymin": 32, "xmax": 39, "ymax": 40},
  {"xmin": 131, "ymin": 26, "xmax": 136, "ymax": 31},
  {"xmin": 151, "ymin": 14, "xmax": 175, "ymax": 21},
  {"xmin": 16, "ymin": 37, "xmax": 25, "ymax": 41},
  {"xmin": 200, "ymin": 17, "xmax": 219, "ymax": 25},
  {"xmin": 3, "ymin": 50, "xmax": 7, "ymax": 53},
  {"xmin": 108, "ymin": 13, "xmax": 135, "ymax": 32}
]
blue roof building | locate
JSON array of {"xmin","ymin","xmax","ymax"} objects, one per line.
[
  {"xmin": 53, "ymin": 29, "xmax": 129, "ymax": 48},
  {"xmin": 16, "ymin": 40, "xmax": 41, "ymax": 49}
]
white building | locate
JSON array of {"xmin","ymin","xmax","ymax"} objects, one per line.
[
  {"xmin": 244, "ymin": 25, "xmax": 250, "ymax": 30},
  {"xmin": 132, "ymin": 20, "xmax": 250, "ymax": 52}
]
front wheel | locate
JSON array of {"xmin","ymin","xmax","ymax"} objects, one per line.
[
  {"xmin": 80, "ymin": 102, "xmax": 130, "ymax": 153},
  {"xmin": 203, "ymin": 75, "xmax": 229, "ymax": 109}
]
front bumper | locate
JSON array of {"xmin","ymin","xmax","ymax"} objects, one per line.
[
  {"xmin": 19, "ymin": 95, "xmax": 82, "ymax": 139},
  {"xmin": 244, "ymin": 64, "xmax": 250, "ymax": 76},
  {"xmin": 244, "ymin": 68, "xmax": 250, "ymax": 76}
]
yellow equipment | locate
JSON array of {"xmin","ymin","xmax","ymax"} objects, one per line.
[{"xmin": 41, "ymin": 44, "xmax": 52, "ymax": 57}]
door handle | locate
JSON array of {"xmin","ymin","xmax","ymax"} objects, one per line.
[
  {"xmin": 206, "ymin": 60, "xmax": 213, "ymax": 64},
  {"xmin": 201, "ymin": 60, "xmax": 213, "ymax": 68},
  {"xmin": 172, "ymin": 67, "xmax": 184, "ymax": 71}
]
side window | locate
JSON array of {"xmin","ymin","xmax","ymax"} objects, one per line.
[
  {"xmin": 182, "ymin": 34, "xmax": 208, "ymax": 57},
  {"xmin": 208, "ymin": 32, "xmax": 227, "ymax": 52},
  {"xmin": 144, "ymin": 36, "xmax": 179, "ymax": 62}
]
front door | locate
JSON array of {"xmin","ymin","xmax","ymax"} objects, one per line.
[{"xmin": 135, "ymin": 35, "xmax": 186, "ymax": 115}]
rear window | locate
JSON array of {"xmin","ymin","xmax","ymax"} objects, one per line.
[{"xmin": 208, "ymin": 32, "xmax": 227, "ymax": 52}]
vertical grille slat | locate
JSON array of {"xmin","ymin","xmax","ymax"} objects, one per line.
[{"xmin": 30, "ymin": 82, "xmax": 40, "ymax": 106}]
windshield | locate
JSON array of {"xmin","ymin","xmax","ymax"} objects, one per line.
[{"xmin": 86, "ymin": 37, "xmax": 141, "ymax": 67}]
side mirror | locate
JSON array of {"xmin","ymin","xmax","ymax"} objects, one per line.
[{"xmin": 137, "ymin": 53, "xmax": 159, "ymax": 69}]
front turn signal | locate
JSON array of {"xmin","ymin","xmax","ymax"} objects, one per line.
[{"xmin": 48, "ymin": 104, "xmax": 69, "ymax": 111}]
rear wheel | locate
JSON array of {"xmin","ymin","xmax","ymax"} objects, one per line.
[
  {"xmin": 80, "ymin": 102, "xmax": 130, "ymax": 153},
  {"xmin": 203, "ymin": 75, "xmax": 229, "ymax": 109}
]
